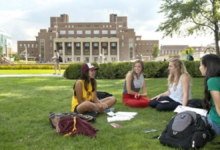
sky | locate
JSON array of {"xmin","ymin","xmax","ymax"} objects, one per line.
[{"xmin": 0, "ymin": 0, "xmax": 215, "ymax": 52}]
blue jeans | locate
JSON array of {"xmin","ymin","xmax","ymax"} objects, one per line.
[{"xmin": 207, "ymin": 115, "xmax": 220, "ymax": 135}]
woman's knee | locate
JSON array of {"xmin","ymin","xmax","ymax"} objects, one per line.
[
  {"xmin": 111, "ymin": 96, "xmax": 117, "ymax": 103},
  {"xmin": 149, "ymin": 100, "xmax": 157, "ymax": 107},
  {"xmin": 77, "ymin": 101, "xmax": 94, "ymax": 112}
]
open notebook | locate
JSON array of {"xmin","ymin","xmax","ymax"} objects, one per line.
[
  {"xmin": 107, "ymin": 111, "xmax": 138, "ymax": 122},
  {"xmin": 174, "ymin": 105, "xmax": 208, "ymax": 116}
]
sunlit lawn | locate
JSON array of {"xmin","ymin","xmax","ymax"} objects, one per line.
[
  {"xmin": 0, "ymin": 69, "xmax": 65, "ymax": 74},
  {"xmin": 0, "ymin": 77, "xmax": 219, "ymax": 150}
]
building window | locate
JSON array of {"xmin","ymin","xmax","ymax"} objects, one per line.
[
  {"xmin": 121, "ymin": 42, "xmax": 124, "ymax": 47},
  {"xmin": 118, "ymin": 25, "xmax": 123, "ymax": 27},
  {"xmin": 110, "ymin": 30, "xmax": 116, "ymax": 34},
  {"xmin": 76, "ymin": 57, "xmax": 80, "ymax": 61},
  {"xmin": 85, "ymin": 57, "xmax": 89, "ymax": 63},
  {"xmin": 68, "ymin": 30, "xmax": 74, "ymax": 34},
  {"xmin": 94, "ymin": 57, "xmax": 98, "ymax": 62},
  {"xmin": 50, "ymin": 36, "xmax": 52, "ymax": 40},
  {"xmin": 122, "ymin": 36, "xmax": 124, "ymax": 40},
  {"xmin": 94, "ymin": 30, "xmax": 99, "ymax": 34},
  {"xmin": 130, "ymin": 48, "xmax": 133, "ymax": 59},
  {"xmin": 129, "ymin": 38, "xmax": 134, "ymax": 49},
  {"xmin": 85, "ymin": 30, "xmax": 91, "ymax": 34},
  {"xmin": 102, "ymin": 30, "xmax": 108, "ymax": 34},
  {"xmin": 60, "ymin": 30, "xmax": 66, "ymax": 34},
  {"xmin": 112, "ymin": 57, "xmax": 116, "ymax": 62},
  {"xmin": 77, "ymin": 30, "xmax": 82, "ymax": 34}
]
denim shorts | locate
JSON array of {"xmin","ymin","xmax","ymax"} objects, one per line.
[{"xmin": 207, "ymin": 114, "xmax": 220, "ymax": 135}]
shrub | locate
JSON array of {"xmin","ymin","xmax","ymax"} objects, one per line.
[{"xmin": 63, "ymin": 61, "xmax": 202, "ymax": 79}]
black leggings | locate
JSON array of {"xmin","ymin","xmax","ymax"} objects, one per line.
[{"xmin": 149, "ymin": 96, "xmax": 181, "ymax": 111}]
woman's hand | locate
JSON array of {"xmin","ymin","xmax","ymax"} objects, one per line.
[
  {"xmin": 151, "ymin": 95, "xmax": 161, "ymax": 100},
  {"xmin": 96, "ymin": 102, "xmax": 108, "ymax": 112},
  {"xmin": 134, "ymin": 92, "xmax": 140, "ymax": 99}
]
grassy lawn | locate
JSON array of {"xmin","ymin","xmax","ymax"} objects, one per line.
[
  {"xmin": 0, "ymin": 69, "xmax": 65, "ymax": 74},
  {"xmin": 0, "ymin": 77, "xmax": 219, "ymax": 150}
]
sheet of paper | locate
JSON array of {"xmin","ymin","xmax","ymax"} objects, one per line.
[
  {"xmin": 174, "ymin": 105, "xmax": 208, "ymax": 116},
  {"xmin": 107, "ymin": 111, "xmax": 138, "ymax": 122}
]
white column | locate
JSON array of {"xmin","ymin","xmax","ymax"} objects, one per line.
[
  {"xmin": 108, "ymin": 41, "xmax": 110, "ymax": 62},
  {"xmin": 89, "ymin": 42, "xmax": 92, "ymax": 63},
  {"xmin": 80, "ymin": 42, "xmax": 83, "ymax": 62},
  {"xmin": 99, "ymin": 41, "xmax": 101, "ymax": 63},
  {"xmin": 117, "ymin": 40, "xmax": 119, "ymax": 61},
  {"xmin": 62, "ymin": 42, "xmax": 65, "ymax": 63},
  {"xmin": 72, "ymin": 42, "xmax": 74, "ymax": 62}
]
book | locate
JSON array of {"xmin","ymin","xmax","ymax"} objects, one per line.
[{"xmin": 174, "ymin": 105, "xmax": 208, "ymax": 116}]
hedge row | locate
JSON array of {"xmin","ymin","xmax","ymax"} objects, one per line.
[
  {"xmin": 63, "ymin": 61, "xmax": 202, "ymax": 79},
  {"xmin": 0, "ymin": 64, "xmax": 69, "ymax": 69}
]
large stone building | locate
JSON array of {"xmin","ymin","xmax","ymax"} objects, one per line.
[
  {"xmin": 17, "ymin": 14, "xmax": 159, "ymax": 63},
  {"xmin": 0, "ymin": 30, "xmax": 13, "ymax": 57},
  {"xmin": 160, "ymin": 44, "xmax": 216, "ymax": 60}
]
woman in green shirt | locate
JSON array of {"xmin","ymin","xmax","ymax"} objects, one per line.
[{"xmin": 199, "ymin": 54, "xmax": 220, "ymax": 135}]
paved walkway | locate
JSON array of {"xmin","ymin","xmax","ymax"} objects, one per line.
[{"xmin": 0, "ymin": 74, "xmax": 63, "ymax": 77}]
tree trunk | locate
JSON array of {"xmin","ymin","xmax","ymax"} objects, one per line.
[{"xmin": 214, "ymin": 23, "xmax": 220, "ymax": 57}]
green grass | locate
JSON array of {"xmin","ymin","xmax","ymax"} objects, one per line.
[
  {"xmin": 0, "ymin": 69, "xmax": 65, "ymax": 74},
  {"xmin": 0, "ymin": 77, "xmax": 219, "ymax": 150}
]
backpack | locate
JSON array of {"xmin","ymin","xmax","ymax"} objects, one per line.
[
  {"xmin": 59, "ymin": 56, "xmax": 63, "ymax": 62},
  {"xmin": 49, "ymin": 112, "xmax": 95, "ymax": 128},
  {"xmin": 187, "ymin": 99, "xmax": 203, "ymax": 109},
  {"xmin": 97, "ymin": 91, "xmax": 113, "ymax": 100},
  {"xmin": 189, "ymin": 55, "xmax": 194, "ymax": 61},
  {"xmin": 159, "ymin": 111, "xmax": 215, "ymax": 149}
]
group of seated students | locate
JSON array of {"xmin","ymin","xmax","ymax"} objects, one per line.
[{"xmin": 71, "ymin": 54, "xmax": 220, "ymax": 135}]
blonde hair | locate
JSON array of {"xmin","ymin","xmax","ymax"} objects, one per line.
[
  {"xmin": 168, "ymin": 58, "xmax": 191, "ymax": 90},
  {"xmin": 127, "ymin": 60, "xmax": 144, "ymax": 79}
]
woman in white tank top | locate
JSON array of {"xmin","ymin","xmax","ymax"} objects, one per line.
[{"xmin": 149, "ymin": 58, "xmax": 191, "ymax": 111}]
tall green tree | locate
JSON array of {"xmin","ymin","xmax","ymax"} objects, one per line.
[
  {"xmin": 181, "ymin": 47, "xmax": 195, "ymax": 55},
  {"xmin": 152, "ymin": 44, "xmax": 159, "ymax": 59},
  {"xmin": 0, "ymin": 45, "xmax": 3, "ymax": 57},
  {"xmin": 157, "ymin": 0, "xmax": 220, "ymax": 56}
]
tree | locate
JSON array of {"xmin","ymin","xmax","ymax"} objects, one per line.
[
  {"xmin": 0, "ymin": 45, "xmax": 3, "ymax": 57},
  {"xmin": 181, "ymin": 47, "xmax": 195, "ymax": 55},
  {"xmin": 9, "ymin": 53, "xmax": 20, "ymax": 61},
  {"xmin": 157, "ymin": 0, "xmax": 220, "ymax": 56},
  {"xmin": 152, "ymin": 44, "xmax": 159, "ymax": 59}
]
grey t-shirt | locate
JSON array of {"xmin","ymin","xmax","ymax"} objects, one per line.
[{"xmin": 123, "ymin": 74, "xmax": 144, "ymax": 94}]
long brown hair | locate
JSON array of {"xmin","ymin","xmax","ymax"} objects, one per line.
[
  {"xmin": 168, "ymin": 58, "xmax": 191, "ymax": 90},
  {"xmin": 127, "ymin": 60, "xmax": 144, "ymax": 79}
]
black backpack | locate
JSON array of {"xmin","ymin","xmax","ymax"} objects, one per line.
[
  {"xmin": 189, "ymin": 55, "xmax": 194, "ymax": 61},
  {"xmin": 59, "ymin": 56, "xmax": 63, "ymax": 62},
  {"xmin": 159, "ymin": 111, "xmax": 215, "ymax": 150},
  {"xmin": 97, "ymin": 91, "xmax": 113, "ymax": 100}
]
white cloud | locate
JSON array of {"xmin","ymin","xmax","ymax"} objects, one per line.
[{"xmin": 0, "ymin": 10, "xmax": 28, "ymax": 24}]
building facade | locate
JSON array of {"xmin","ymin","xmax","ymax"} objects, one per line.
[
  {"xmin": 160, "ymin": 44, "xmax": 216, "ymax": 60},
  {"xmin": 0, "ymin": 30, "xmax": 13, "ymax": 57},
  {"xmin": 17, "ymin": 14, "xmax": 159, "ymax": 63}
]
